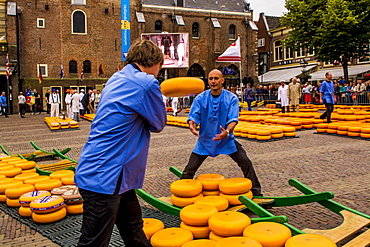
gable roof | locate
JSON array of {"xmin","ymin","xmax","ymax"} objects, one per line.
[
  {"xmin": 265, "ymin": 15, "xmax": 282, "ymax": 31},
  {"xmin": 142, "ymin": 0, "xmax": 249, "ymax": 12}
]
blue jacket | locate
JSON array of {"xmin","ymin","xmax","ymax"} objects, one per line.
[
  {"xmin": 188, "ymin": 89, "xmax": 239, "ymax": 157},
  {"xmin": 0, "ymin": 95, "xmax": 7, "ymax": 107},
  {"xmin": 75, "ymin": 64, "xmax": 167, "ymax": 195},
  {"xmin": 320, "ymin": 80, "xmax": 335, "ymax": 104}
]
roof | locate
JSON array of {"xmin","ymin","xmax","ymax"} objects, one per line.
[
  {"xmin": 142, "ymin": 0, "xmax": 250, "ymax": 12},
  {"xmin": 258, "ymin": 65, "xmax": 317, "ymax": 84},
  {"xmin": 265, "ymin": 15, "xmax": 282, "ymax": 31},
  {"xmin": 309, "ymin": 64, "xmax": 370, "ymax": 81}
]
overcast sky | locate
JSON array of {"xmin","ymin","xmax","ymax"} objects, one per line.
[{"xmin": 249, "ymin": 0, "xmax": 287, "ymax": 21}]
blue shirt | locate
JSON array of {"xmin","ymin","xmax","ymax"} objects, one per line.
[
  {"xmin": 0, "ymin": 95, "xmax": 7, "ymax": 107},
  {"xmin": 188, "ymin": 89, "xmax": 239, "ymax": 157},
  {"xmin": 75, "ymin": 64, "xmax": 167, "ymax": 195},
  {"xmin": 320, "ymin": 80, "xmax": 335, "ymax": 104}
]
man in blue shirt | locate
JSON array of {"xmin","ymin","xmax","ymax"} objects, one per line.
[
  {"xmin": 75, "ymin": 40, "xmax": 166, "ymax": 247},
  {"xmin": 0, "ymin": 92, "xmax": 9, "ymax": 117},
  {"xmin": 319, "ymin": 72, "xmax": 335, "ymax": 123},
  {"xmin": 180, "ymin": 69, "xmax": 262, "ymax": 196}
]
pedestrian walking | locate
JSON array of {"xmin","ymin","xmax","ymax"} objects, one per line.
[{"xmin": 319, "ymin": 72, "xmax": 335, "ymax": 123}]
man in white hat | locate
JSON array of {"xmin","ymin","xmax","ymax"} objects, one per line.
[{"xmin": 278, "ymin": 80, "xmax": 289, "ymax": 113}]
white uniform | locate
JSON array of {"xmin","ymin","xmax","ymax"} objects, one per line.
[
  {"xmin": 278, "ymin": 85, "xmax": 289, "ymax": 107},
  {"xmin": 65, "ymin": 93, "xmax": 73, "ymax": 119},
  {"xmin": 172, "ymin": 97, "xmax": 178, "ymax": 116},
  {"xmin": 49, "ymin": 93, "xmax": 60, "ymax": 117},
  {"xmin": 177, "ymin": 42, "xmax": 185, "ymax": 66},
  {"xmin": 71, "ymin": 93, "xmax": 81, "ymax": 121}
]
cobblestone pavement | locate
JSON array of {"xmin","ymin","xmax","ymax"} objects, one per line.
[{"xmin": 0, "ymin": 111, "xmax": 369, "ymax": 246}]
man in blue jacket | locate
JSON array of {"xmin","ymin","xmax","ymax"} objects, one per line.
[
  {"xmin": 75, "ymin": 40, "xmax": 166, "ymax": 247},
  {"xmin": 181, "ymin": 69, "xmax": 262, "ymax": 196},
  {"xmin": 0, "ymin": 92, "xmax": 9, "ymax": 117},
  {"xmin": 319, "ymin": 72, "xmax": 335, "ymax": 123}
]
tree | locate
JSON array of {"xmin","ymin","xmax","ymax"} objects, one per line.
[{"xmin": 281, "ymin": 0, "xmax": 370, "ymax": 82}]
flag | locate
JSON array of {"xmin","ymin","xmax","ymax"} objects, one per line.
[
  {"xmin": 216, "ymin": 36, "xmax": 241, "ymax": 62},
  {"xmin": 38, "ymin": 65, "xmax": 43, "ymax": 84},
  {"xmin": 60, "ymin": 62, "xmax": 64, "ymax": 79},
  {"xmin": 222, "ymin": 66, "xmax": 236, "ymax": 75},
  {"xmin": 98, "ymin": 62, "xmax": 105, "ymax": 75},
  {"xmin": 80, "ymin": 65, "xmax": 84, "ymax": 81},
  {"xmin": 5, "ymin": 54, "xmax": 10, "ymax": 80}
]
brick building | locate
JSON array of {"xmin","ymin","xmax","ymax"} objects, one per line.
[{"xmin": 2, "ymin": 0, "xmax": 258, "ymax": 113}]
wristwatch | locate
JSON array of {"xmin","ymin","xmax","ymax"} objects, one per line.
[{"xmin": 225, "ymin": 129, "xmax": 230, "ymax": 137}]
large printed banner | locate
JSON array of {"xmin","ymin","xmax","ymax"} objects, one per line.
[
  {"xmin": 121, "ymin": 0, "xmax": 130, "ymax": 61},
  {"xmin": 141, "ymin": 33, "xmax": 189, "ymax": 68}
]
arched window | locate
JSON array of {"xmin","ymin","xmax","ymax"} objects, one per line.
[
  {"xmin": 69, "ymin": 60, "xmax": 77, "ymax": 73},
  {"xmin": 155, "ymin": 20, "xmax": 162, "ymax": 33},
  {"xmin": 223, "ymin": 64, "xmax": 239, "ymax": 88},
  {"xmin": 83, "ymin": 60, "xmax": 91, "ymax": 73},
  {"xmin": 229, "ymin": 25, "xmax": 236, "ymax": 40},
  {"xmin": 72, "ymin": 10, "xmax": 86, "ymax": 34},
  {"xmin": 192, "ymin": 22, "xmax": 199, "ymax": 38},
  {"xmin": 187, "ymin": 63, "xmax": 205, "ymax": 79},
  {"xmin": 274, "ymin": 40, "xmax": 283, "ymax": 61}
]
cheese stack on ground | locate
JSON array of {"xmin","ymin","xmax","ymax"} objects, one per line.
[
  {"xmin": 142, "ymin": 218, "xmax": 165, "ymax": 240},
  {"xmin": 4, "ymin": 173, "xmax": 37, "ymax": 207},
  {"xmin": 0, "ymin": 178, "xmax": 22, "ymax": 203},
  {"xmin": 61, "ymin": 186, "xmax": 84, "ymax": 214},
  {"xmin": 18, "ymin": 191, "xmax": 51, "ymax": 217},
  {"xmin": 179, "ymin": 204, "xmax": 218, "ymax": 239},
  {"xmin": 150, "ymin": 227, "xmax": 193, "ymax": 247},
  {"xmin": 170, "ymin": 179, "xmax": 203, "ymax": 208},
  {"xmin": 243, "ymin": 222, "xmax": 292, "ymax": 247},
  {"xmin": 218, "ymin": 178, "xmax": 253, "ymax": 206},
  {"xmin": 195, "ymin": 173, "xmax": 225, "ymax": 197},
  {"xmin": 30, "ymin": 195, "xmax": 67, "ymax": 223}
]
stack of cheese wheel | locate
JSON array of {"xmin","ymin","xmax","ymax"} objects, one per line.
[
  {"xmin": 151, "ymin": 227, "xmax": 193, "ymax": 247},
  {"xmin": 218, "ymin": 178, "xmax": 253, "ymax": 206},
  {"xmin": 290, "ymin": 120, "xmax": 302, "ymax": 130},
  {"xmin": 269, "ymin": 127, "xmax": 284, "ymax": 139},
  {"xmin": 337, "ymin": 124, "xmax": 349, "ymax": 136},
  {"xmin": 170, "ymin": 179, "xmax": 203, "ymax": 208},
  {"xmin": 360, "ymin": 126, "xmax": 370, "ymax": 139},
  {"xmin": 18, "ymin": 191, "xmax": 51, "ymax": 217},
  {"xmin": 243, "ymin": 222, "xmax": 292, "ymax": 247},
  {"xmin": 30, "ymin": 195, "xmax": 67, "ymax": 223},
  {"xmin": 316, "ymin": 123, "xmax": 328, "ymax": 133},
  {"xmin": 8, "ymin": 160, "xmax": 36, "ymax": 174},
  {"xmin": 180, "ymin": 204, "xmax": 218, "ymax": 239},
  {"xmin": 195, "ymin": 173, "xmax": 225, "ymax": 197},
  {"xmin": 142, "ymin": 218, "xmax": 165, "ymax": 240},
  {"xmin": 326, "ymin": 123, "xmax": 340, "ymax": 134},
  {"xmin": 0, "ymin": 179, "xmax": 22, "ymax": 203},
  {"xmin": 4, "ymin": 172, "xmax": 39, "ymax": 207},
  {"xmin": 301, "ymin": 119, "xmax": 313, "ymax": 129},
  {"xmin": 0, "ymin": 159, "xmax": 23, "ymax": 178},
  {"xmin": 256, "ymin": 129, "xmax": 271, "ymax": 141},
  {"xmin": 208, "ymin": 211, "xmax": 251, "ymax": 240},
  {"xmin": 347, "ymin": 126, "xmax": 361, "ymax": 138},
  {"xmin": 247, "ymin": 128, "xmax": 259, "ymax": 139},
  {"xmin": 312, "ymin": 119, "xmax": 324, "ymax": 128},
  {"xmin": 282, "ymin": 127, "xmax": 296, "ymax": 137},
  {"xmin": 194, "ymin": 196, "xmax": 229, "ymax": 212},
  {"xmin": 233, "ymin": 127, "xmax": 242, "ymax": 137},
  {"xmin": 60, "ymin": 186, "xmax": 84, "ymax": 214},
  {"xmin": 240, "ymin": 128, "xmax": 249, "ymax": 138}
]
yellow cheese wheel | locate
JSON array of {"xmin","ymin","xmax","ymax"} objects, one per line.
[
  {"xmin": 34, "ymin": 179, "xmax": 63, "ymax": 191},
  {"xmin": 214, "ymin": 237, "xmax": 262, "ymax": 247},
  {"xmin": 0, "ymin": 167, "xmax": 22, "ymax": 178},
  {"xmin": 302, "ymin": 124, "xmax": 313, "ymax": 129},
  {"xmin": 19, "ymin": 206, "xmax": 33, "ymax": 217},
  {"xmin": 219, "ymin": 191, "xmax": 253, "ymax": 206},
  {"xmin": 49, "ymin": 170, "xmax": 75, "ymax": 179},
  {"xmin": 209, "ymin": 231, "xmax": 225, "ymax": 241},
  {"xmin": 19, "ymin": 191, "xmax": 51, "ymax": 206},
  {"xmin": 160, "ymin": 77, "xmax": 204, "ymax": 97},
  {"xmin": 348, "ymin": 131, "xmax": 360, "ymax": 137},
  {"xmin": 14, "ymin": 161, "xmax": 36, "ymax": 170},
  {"xmin": 208, "ymin": 211, "xmax": 251, "ymax": 237},
  {"xmin": 51, "ymin": 185, "xmax": 78, "ymax": 195},
  {"xmin": 180, "ymin": 204, "xmax": 218, "ymax": 226},
  {"xmin": 282, "ymin": 127, "xmax": 295, "ymax": 132},
  {"xmin": 360, "ymin": 133, "xmax": 370, "ymax": 139},
  {"xmin": 30, "ymin": 195, "xmax": 65, "ymax": 214},
  {"xmin": 6, "ymin": 198, "xmax": 20, "ymax": 207},
  {"xmin": 66, "ymin": 203, "xmax": 84, "ymax": 214},
  {"xmin": 290, "ymin": 121, "xmax": 302, "ymax": 126},
  {"xmin": 22, "ymin": 168, "xmax": 37, "ymax": 174},
  {"xmin": 0, "ymin": 194, "xmax": 6, "ymax": 202},
  {"xmin": 24, "ymin": 176, "xmax": 51, "ymax": 185},
  {"xmin": 32, "ymin": 207, "xmax": 67, "ymax": 224},
  {"xmin": 316, "ymin": 129, "xmax": 327, "ymax": 133},
  {"xmin": 181, "ymin": 239, "xmax": 216, "ymax": 247},
  {"xmin": 0, "ymin": 180, "xmax": 23, "ymax": 194},
  {"xmin": 171, "ymin": 193, "xmax": 204, "ymax": 208},
  {"xmin": 248, "ymin": 134, "xmax": 257, "ymax": 139},
  {"xmin": 13, "ymin": 173, "xmax": 39, "ymax": 182},
  {"xmin": 180, "ymin": 222, "xmax": 211, "ymax": 239},
  {"xmin": 361, "ymin": 127, "xmax": 370, "ymax": 134},
  {"xmin": 337, "ymin": 125, "xmax": 349, "ymax": 131},
  {"xmin": 195, "ymin": 173, "xmax": 226, "ymax": 191},
  {"xmin": 256, "ymin": 135, "xmax": 271, "ymax": 141},
  {"xmin": 170, "ymin": 179, "xmax": 203, "ymax": 198},
  {"xmin": 284, "ymin": 233, "xmax": 336, "ymax": 247},
  {"xmin": 337, "ymin": 130, "xmax": 348, "ymax": 136},
  {"xmin": 194, "ymin": 196, "xmax": 229, "ymax": 212},
  {"xmin": 269, "ymin": 127, "xmax": 283, "ymax": 134},
  {"xmin": 0, "ymin": 178, "xmax": 14, "ymax": 184},
  {"xmin": 218, "ymin": 178, "xmax": 252, "ymax": 195},
  {"xmin": 348, "ymin": 126, "xmax": 361, "ymax": 132},
  {"xmin": 283, "ymin": 132, "xmax": 296, "ymax": 137},
  {"xmin": 0, "ymin": 174, "xmax": 5, "ymax": 179},
  {"xmin": 150, "ymin": 227, "xmax": 193, "ymax": 247},
  {"xmin": 0, "ymin": 164, "xmax": 15, "ymax": 170},
  {"xmin": 326, "ymin": 129, "xmax": 338, "ymax": 134},
  {"xmin": 243, "ymin": 222, "xmax": 292, "ymax": 247},
  {"xmin": 271, "ymin": 133, "xmax": 284, "ymax": 139},
  {"xmin": 61, "ymin": 176, "xmax": 76, "ymax": 185},
  {"xmin": 143, "ymin": 218, "xmax": 165, "ymax": 240},
  {"xmin": 202, "ymin": 190, "xmax": 220, "ymax": 197},
  {"xmin": 0, "ymin": 157, "xmax": 22, "ymax": 162},
  {"xmin": 256, "ymin": 130, "xmax": 271, "ymax": 136},
  {"xmin": 5, "ymin": 183, "xmax": 35, "ymax": 199}
]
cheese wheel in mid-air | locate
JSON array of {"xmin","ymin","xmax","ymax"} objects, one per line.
[{"xmin": 160, "ymin": 77, "xmax": 204, "ymax": 97}]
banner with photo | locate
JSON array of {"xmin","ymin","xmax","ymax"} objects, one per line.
[{"xmin": 141, "ymin": 33, "xmax": 189, "ymax": 68}]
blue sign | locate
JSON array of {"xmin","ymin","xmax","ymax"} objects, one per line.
[{"xmin": 121, "ymin": 0, "xmax": 130, "ymax": 61}]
